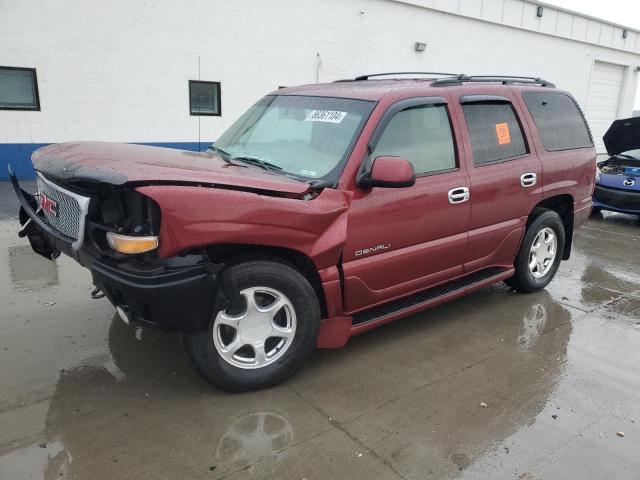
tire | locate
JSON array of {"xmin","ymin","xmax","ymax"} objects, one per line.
[
  {"xmin": 183, "ymin": 260, "xmax": 321, "ymax": 391},
  {"xmin": 505, "ymin": 209, "xmax": 565, "ymax": 293},
  {"xmin": 591, "ymin": 206, "xmax": 602, "ymax": 216}
]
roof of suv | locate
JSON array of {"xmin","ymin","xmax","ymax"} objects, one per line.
[{"xmin": 276, "ymin": 77, "xmax": 561, "ymax": 101}]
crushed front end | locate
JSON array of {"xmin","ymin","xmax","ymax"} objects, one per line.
[{"xmin": 10, "ymin": 170, "xmax": 223, "ymax": 332}]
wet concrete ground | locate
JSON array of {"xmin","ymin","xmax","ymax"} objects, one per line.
[{"xmin": 1, "ymin": 181, "xmax": 640, "ymax": 480}]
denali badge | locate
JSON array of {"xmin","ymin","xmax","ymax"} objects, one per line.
[
  {"xmin": 355, "ymin": 244, "xmax": 390, "ymax": 257},
  {"xmin": 39, "ymin": 192, "xmax": 59, "ymax": 217}
]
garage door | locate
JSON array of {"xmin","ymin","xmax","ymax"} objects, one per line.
[{"xmin": 585, "ymin": 61, "xmax": 624, "ymax": 154}]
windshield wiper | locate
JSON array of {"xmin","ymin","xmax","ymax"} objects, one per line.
[
  {"xmin": 232, "ymin": 156, "xmax": 283, "ymax": 171},
  {"xmin": 207, "ymin": 145, "xmax": 232, "ymax": 157},
  {"xmin": 207, "ymin": 145, "xmax": 249, "ymax": 167}
]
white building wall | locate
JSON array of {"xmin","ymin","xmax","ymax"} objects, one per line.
[{"xmin": 1, "ymin": 0, "xmax": 639, "ymax": 149}]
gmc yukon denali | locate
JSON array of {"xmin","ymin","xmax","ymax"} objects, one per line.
[{"xmin": 10, "ymin": 73, "xmax": 596, "ymax": 391}]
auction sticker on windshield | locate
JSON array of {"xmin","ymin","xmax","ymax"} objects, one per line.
[{"xmin": 306, "ymin": 110, "xmax": 347, "ymax": 123}]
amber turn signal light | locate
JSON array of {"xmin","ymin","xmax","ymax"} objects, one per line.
[{"xmin": 106, "ymin": 232, "xmax": 159, "ymax": 254}]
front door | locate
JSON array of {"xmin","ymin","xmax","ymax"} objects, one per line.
[{"xmin": 342, "ymin": 97, "xmax": 471, "ymax": 313}]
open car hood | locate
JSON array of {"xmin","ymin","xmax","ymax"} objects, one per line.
[
  {"xmin": 32, "ymin": 142, "xmax": 310, "ymax": 195},
  {"xmin": 603, "ymin": 117, "xmax": 640, "ymax": 156}
]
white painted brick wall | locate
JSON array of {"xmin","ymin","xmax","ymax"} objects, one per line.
[{"xmin": 0, "ymin": 0, "xmax": 639, "ymax": 144}]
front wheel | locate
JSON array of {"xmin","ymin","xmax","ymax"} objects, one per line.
[
  {"xmin": 183, "ymin": 260, "xmax": 321, "ymax": 392},
  {"xmin": 505, "ymin": 210, "xmax": 565, "ymax": 293}
]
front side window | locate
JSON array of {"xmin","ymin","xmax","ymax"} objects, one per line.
[
  {"xmin": 0, "ymin": 66, "xmax": 40, "ymax": 111},
  {"xmin": 189, "ymin": 80, "xmax": 221, "ymax": 116},
  {"xmin": 523, "ymin": 92, "xmax": 593, "ymax": 151},
  {"xmin": 462, "ymin": 102, "xmax": 527, "ymax": 165},
  {"xmin": 212, "ymin": 95, "xmax": 374, "ymax": 181},
  {"xmin": 371, "ymin": 104, "xmax": 456, "ymax": 174}
]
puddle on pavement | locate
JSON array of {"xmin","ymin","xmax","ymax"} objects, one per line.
[
  {"xmin": 8, "ymin": 245, "xmax": 59, "ymax": 292},
  {"xmin": 1, "ymin": 201, "xmax": 640, "ymax": 479}
]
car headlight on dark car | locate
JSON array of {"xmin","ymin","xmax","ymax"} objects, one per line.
[{"xmin": 595, "ymin": 164, "xmax": 601, "ymax": 183}]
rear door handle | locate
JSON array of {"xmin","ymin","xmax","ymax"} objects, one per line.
[
  {"xmin": 521, "ymin": 172, "xmax": 537, "ymax": 187},
  {"xmin": 448, "ymin": 187, "xmax": 470, "ymax": 204}
]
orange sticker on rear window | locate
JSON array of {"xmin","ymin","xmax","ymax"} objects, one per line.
[{"xmin": 496, "ymin": 123, "xmax": 511, "ymax": 145}]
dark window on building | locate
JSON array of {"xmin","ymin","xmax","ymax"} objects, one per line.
[
  {"xmin": 462, "ymin": 102, "xmax": 527, "ymax": 165},
  {"xmin": 189, "ymin": 80, "xmax": 221, "ymax": 116},
  {"xmin": 372, "ymin": 104, "xmax": 456, "ymax": 174},
  {"xmin": 0, "ymin": 66, "xmax": 40, "ymax": 111},
  {"xmin": 523, "ymin": 92, "xmax": 593, "ymax": 151}
]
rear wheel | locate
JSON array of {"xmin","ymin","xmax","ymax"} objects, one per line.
[
  {"xmin": 505, "ymin": 210, "xmax": 565, "ymax": 293},
  {"xmin": 183, "ymin": 260, "xmax": 320, "ymax": 391}
]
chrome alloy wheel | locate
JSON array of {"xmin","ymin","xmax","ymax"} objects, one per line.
[
  {"xmin": 213, "ymin": 287, "xmax": 297, "ymax": 369},
  {"xmin": 528, "ymin": 227, "xmax": 557, "ymax": 278}
]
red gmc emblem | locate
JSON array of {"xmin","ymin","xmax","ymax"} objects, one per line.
[{"xmin": 39, "ymin": 193, "xmax": 59, "ymax": 217}]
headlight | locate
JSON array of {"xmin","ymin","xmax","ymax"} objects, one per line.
[
  {"xmin": 106, "ymin": 232, "xmax": 159, "ymax": 254},
  {"xmin": 595, "ymin": 165, "xmax": 601, "ymax": 182}
]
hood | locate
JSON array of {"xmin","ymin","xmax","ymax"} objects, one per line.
[
  {"xmin": 32, "ymin": 142, "xmax": 310, "ymax": 195},
  {"xmin": 603, "ymin": 117, "xmax": 640, "ymax": 156},
  {"xmin": 597, "ymin": 156, "xmax": 640, "ymax": 191}
]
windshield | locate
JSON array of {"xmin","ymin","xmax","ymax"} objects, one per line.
[
  {"xmin": 212, "ymin": 95, "xmax": 375, "ymax": 182},
  {"xmin": 621, "ymin": 149, "xmax": 640, "ymax": 159}
]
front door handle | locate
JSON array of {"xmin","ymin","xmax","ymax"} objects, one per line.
[
  {"xmin": 521, "ymin": 172, "xmax": 537, "ymax": 187},
  {"xmin": 448, "ymin": 187, "xmax": 470, "ymax": 204}
]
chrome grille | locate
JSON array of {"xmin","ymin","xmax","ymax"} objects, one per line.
[{"xmin": 36, "ymin": 174, "xmax": 90, "ymax": 241}]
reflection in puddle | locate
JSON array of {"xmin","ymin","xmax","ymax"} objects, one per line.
[
  {"xmin": 517, "ymin": 304, "xmax": 547, "ymax": 351},
  {"xmin": 216, "ymin": 412, "xmax": 294, "ymax": 468},
  {"xmin": 8, "ymin": 245, "xmax": 59, "ymax": 291}
]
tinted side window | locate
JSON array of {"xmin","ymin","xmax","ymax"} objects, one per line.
[
  {"xmin": 523, "ymin": 92, "xmax": 593, "ymax": 151},
  {"xmin": 462, "ymin": 102, "xmax": 527, "ymax": 165},
  {"xmin": 372, "ymin": 104, "xmax": 456, "ymax": 174}
]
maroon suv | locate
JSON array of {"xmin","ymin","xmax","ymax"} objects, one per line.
[{"xmin": 11, "ymin": 73, "xmax": 596, "ymax": 391}]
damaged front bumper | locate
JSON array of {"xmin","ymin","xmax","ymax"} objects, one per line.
[
  {"xmin": 11, "ymin": 173, "xmax": 224, "ymax": 332},
  {"xmin": 91, "ymin": 257, "xmax": 223, "ymax": 332}
]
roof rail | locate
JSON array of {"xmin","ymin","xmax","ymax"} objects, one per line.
[
  {"xmin": 432, "ymin": 75, "xmax": 555, "ymax": 88},
  {"xmin": 335, "ymin": 72, "xmax": 458, "ymax": 82}
]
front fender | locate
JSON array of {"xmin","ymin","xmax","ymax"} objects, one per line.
[{"xmin": 137, "ymin": 185, "xmax": 352, "ymax": 270}]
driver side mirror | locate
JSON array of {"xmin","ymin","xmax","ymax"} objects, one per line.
[{"xmin": 358, "ymin": 156, "xmax": 416, "ymax": 188}]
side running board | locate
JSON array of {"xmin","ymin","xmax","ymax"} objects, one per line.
[{"xmin": 352, "ymin": 267, "xmax": 509, "ymax": 326}]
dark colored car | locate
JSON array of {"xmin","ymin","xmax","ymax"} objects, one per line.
[
  {"xmin": 594, "ymin": 117, "xmax": 640, "ymax": 215},
  {"xmin": 10, "ymin": 73, "xmax": 596, "ymax": 391}
]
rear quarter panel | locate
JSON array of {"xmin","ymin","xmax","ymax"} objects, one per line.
[{"xmin": 513, "ymin": 89, "xmax": 595, "ymax": 226}]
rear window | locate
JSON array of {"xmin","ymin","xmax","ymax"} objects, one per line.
[
  {"xmin": 523, "ymin": 92, "xmax": 593, "ymax": 151},
  {"xmin": 462, "ymin": 102, "xmax": 528, "ymax": 165}
]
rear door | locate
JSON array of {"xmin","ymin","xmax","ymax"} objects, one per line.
[
  {"xmin": 451, "ymin": 92, "xmax": 543, "ymax": 272},
  {"xmin": 342, "ymin": 96, "xmax": 470, "ymax": 313}
]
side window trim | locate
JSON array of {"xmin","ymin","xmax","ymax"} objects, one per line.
[
  {"xmin": 360, "ymin": 96, "xmax": 459, "ymax": 179},
  {"xmin": 368, "ymin": 96, "xmax": 448, "ymax": 149},
  {"xmin": 460, "ymin": 98, "xmax": 530, "ymax": 166},
  {"xmin": 460, "ymin": 94, "xmax": 510, "ymax": 104}
]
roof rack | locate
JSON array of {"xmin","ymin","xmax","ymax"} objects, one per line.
[
  {"xmin": 334, "ymin": 72, "xmax": 458, "ymax": 82},
  {"xmin": 431, "ymin": 75, "xmax": 555, "ymax": 88}
]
